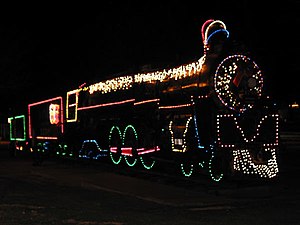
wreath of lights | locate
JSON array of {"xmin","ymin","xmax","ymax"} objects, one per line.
[{"xmin": 214, "ymin": 55, "xmax": 263, "ymax": 112}]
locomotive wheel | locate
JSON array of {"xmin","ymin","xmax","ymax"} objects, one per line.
[
  {"xmin": 208, "ymin": 148, "xmax": 225, "ymax": 182},
  {"xmin": 140, "ymin": 156, "xmax": 156, "ymax": 170},
  {"xmin": 180, "ymin": 161, "xmax": 194, "ymax": 177},
  {"xmin": 124, "ymin": 155, "xmax": 138, "ymax": 167},
  {"xmin": 123, "ymin": 125, "xmax": 138, "ymax": 167},
  {"xmin": 178, "ymin": 116, "xmax": 200, "ymax": 177},
  {"xmin": 109, "ymin": 126, "xmax": 123, "ymax": 165}
]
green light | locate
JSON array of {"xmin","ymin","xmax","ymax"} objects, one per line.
[{"xmin": 9, "ymin": 115, "xmax": 26, "ymax": 141}]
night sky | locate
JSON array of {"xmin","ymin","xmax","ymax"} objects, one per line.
[{"xmin": 1, "ymin": 1, "xmax": 299, "ymax": 115}]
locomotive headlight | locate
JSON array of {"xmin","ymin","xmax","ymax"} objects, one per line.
[
  {"xmin": 248, "ymin": 77, "xmax": 257, "ymax": 89},
  {"xmin": 214, "ymin": 55, "xmax": 263, "ymax": 112}
]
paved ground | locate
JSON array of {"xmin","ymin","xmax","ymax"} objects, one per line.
[{"xmin": 0, "ymin": 142, "xmax": 300, "ymax": 225}]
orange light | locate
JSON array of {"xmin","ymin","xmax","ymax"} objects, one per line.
[{"xmin": 49, "ymin": 103, "xmax": 60, "ymax": 124}]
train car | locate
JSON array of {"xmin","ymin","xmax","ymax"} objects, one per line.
[
  {"xmin": 9, "ymin": 19, "xmax": 280, "ymax": 182},
  {"xmin": 8, "ymin": 97, "xmax": 69, "ymax": 159}
]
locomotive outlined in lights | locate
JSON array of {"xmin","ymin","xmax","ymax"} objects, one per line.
[{"xmin": 9, "ymin": 19, "xmax": 279, "ymax": 182}]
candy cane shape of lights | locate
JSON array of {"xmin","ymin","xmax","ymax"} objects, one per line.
[
  {"xmin": 201, "ymin": 19, "xmax": 229, "ymax": 54},
  {"xmin": 201, "ymin": 19, "xmax": 215, "ymax": 54}
]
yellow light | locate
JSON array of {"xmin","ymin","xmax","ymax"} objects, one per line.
[{"xmin": 290, "ymin": 102, "xmax": 299, "ymax": 108}]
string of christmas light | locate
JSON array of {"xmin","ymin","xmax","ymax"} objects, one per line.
[
  {"xmin": 109, "ymin": 125, "xmax": 123, "ymax": 165},
  {"xmin": 28, "ymin": 96, "xmax": 64, "ymax": 139},
  {"xmin": 214, "ymin": 55, "xmax": 263, "ymax": 112},
  {"xmin": 217, "ymin": 114, "xmax": 279, "ymax": 178},
  {"xmin": 169, "ymin": 116, "xmax": 193, "ymax": 153},
  {"xmin": 56, "ymin": 143, "xmax": 73, "ymax": 157},
  {"xmin": 122, "ymin": 125, "xmax": 138, "ymax": 167},
  {"xmin": 8, "ymin": 115, "xmax": 26, "ymax": 141},
  {"xmin": 49, "ymin": 104, "xmax": 60, "ymax": 125},
  {"xmin": 202, "ymin": 19, "xmax": 229, "ymax": 53},
  {"xmin": 78, "ymin": 139, "xmax": 108, "ymax": 160},
  {"xmin": 216, "ymin": 114, "xmax": 279, "ymax": 146},
  {"xmin": 88, "ymin": 56, "xmax": 206, "ymax": 95},
  {"xmin": 232, "ymin": 147, "xmax": 279, "ymax": 178},
  {"xmin": 66, "ymin": 89, "xmax": 80, "ymax": 122}
]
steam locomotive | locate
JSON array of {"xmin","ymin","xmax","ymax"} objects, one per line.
[{"xmin": 8, "ymin": 19, "xmax": 280, "ymax": 182}]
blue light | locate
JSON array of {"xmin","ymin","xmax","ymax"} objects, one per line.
[{"xmin": 206, "ymin": 29, "xmax": 229, "ymax": 44}]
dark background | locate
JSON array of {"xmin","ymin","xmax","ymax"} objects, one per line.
[{"xmin": 1, "ymin": 1, "xmax": 299, "ymax": 115}]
